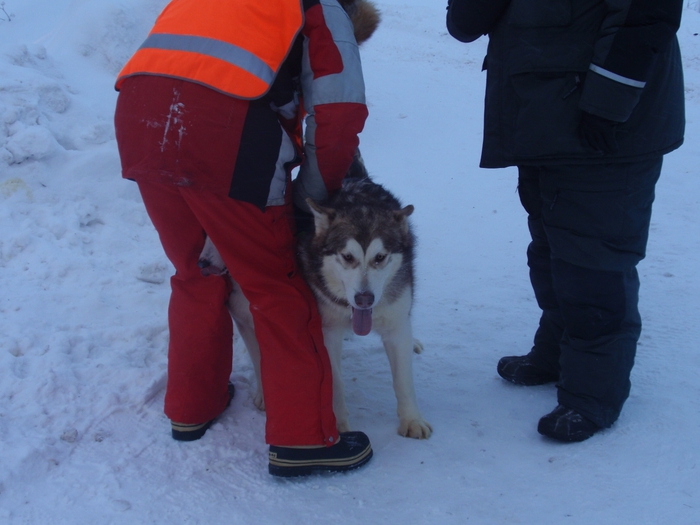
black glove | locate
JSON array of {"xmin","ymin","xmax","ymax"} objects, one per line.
[
  {"xmin": 446, "ymin": 0, "xmax": 511, "ymax": 43},
  {"xmin": 293, "ymin": 202, "xmax": 315, "ymax": 237},
  {"xmin": 579, "ymin": 111, "xmax": 620, "ymax": 155}
]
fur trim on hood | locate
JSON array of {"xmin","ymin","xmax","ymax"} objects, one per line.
[{"xmin": 338, "ymin": 0, "xmax": 381, "ymax": 44}]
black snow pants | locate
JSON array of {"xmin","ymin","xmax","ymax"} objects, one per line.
[{"xmin": 517, "ymin": 158, "xmax": 662, "ymax": 428}]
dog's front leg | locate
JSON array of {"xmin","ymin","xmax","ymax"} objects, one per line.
[
  {"xmin": 380, "ymin": 318, "xmax": 432, "ymax": 439},
  {"xmin": 323, "ymin": 325, "xmax": 351, "ymax": 433},
  {"xmin": 227, "ymin": 279, "xmax": 265, "ymax": 411}
]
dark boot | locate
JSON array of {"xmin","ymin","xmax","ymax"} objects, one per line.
[
  {"xmin": 537, "ymin": 405, "xmax": 601, "ymax": 442},
  {"xmin": 497, "ymin": 354, "xmax": 559, "ymax": 386},
  {"xmin": 268, "ymin": 431, "xmax": 373, "ymax": 477}
]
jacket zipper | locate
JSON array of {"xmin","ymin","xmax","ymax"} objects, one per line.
[{"xmin": 562, "ymin": 74, "xmax": 582, "ymax": 99}]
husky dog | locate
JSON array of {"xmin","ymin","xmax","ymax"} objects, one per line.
[
  {"xmin": 301, "ymin": 161, "xmax": 431, "ymax": 439},
  {"xmin": 199, "ymin": 159, "xmax": 432, "ymax": 440}
]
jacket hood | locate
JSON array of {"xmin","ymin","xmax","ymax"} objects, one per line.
[{"xmin": 338, "ymin": 0, "xmax": 380, "ymax": 44}]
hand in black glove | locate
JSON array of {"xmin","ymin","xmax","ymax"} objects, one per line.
[
  {"xmin": 293, "ymin": 202, "xmax": 315, "ymax": 237},
  {"xmin": 446, "ymin": 0, "xmax": 510, "ymax": 43},
  {"xmin": 579, "ymin": 111, "xmax": 620, "ymax": 155}
]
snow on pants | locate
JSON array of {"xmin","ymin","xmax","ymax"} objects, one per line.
[
  {"xmin": 517, "ymin": 159, "xmax": 663, "ymax": 428},
  {"xmin": 114, "ymin": 75, "xmax": 338, "ymax": 446}
]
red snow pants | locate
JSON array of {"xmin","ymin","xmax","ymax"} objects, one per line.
[{"xmin": 115, "ymin": 76, "xmax": 338, "ymax": 446}]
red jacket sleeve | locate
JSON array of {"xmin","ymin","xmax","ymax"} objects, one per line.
[{"xmin": 293, "ymin": 0, "xmax": 369, "ymax": 210}]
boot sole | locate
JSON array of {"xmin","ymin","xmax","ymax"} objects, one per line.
[{"xmin": 269, "ymin": 446, "xmax": 373, "ymax": 477}]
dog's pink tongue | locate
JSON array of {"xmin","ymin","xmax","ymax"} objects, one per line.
[{"xmin": 352, "ymin": 307, "xmax": 372, "ymax": 336}]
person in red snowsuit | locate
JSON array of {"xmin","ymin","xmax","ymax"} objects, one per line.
[{"xmin": 114, "ymin": 0, "xmax": 378, "ymax": 476}]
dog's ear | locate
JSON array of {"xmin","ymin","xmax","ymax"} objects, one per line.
[
  {"xmin": 306, "ymin": 198, "xmax": 335, "ymax": 236},
  {"xmin": 393, "ymin": 205, "xmax": 414, "ymax": 234},
  {"xmin": 395, "ymin": 205, "xmax": 414, "ymax": 219}
]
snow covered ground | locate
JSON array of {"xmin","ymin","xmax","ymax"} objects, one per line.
[{"xmin": 1, "ymin": 1, "xmax": 699, "ymax": 523}]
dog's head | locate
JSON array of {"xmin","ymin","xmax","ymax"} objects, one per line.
[
  {"xmin": 338, "ymin": 0, "xmax": 381, "ymax": 45},
  {"xmin": 305, "ymin": 197, "xmax": 414, "ymax": 336}
]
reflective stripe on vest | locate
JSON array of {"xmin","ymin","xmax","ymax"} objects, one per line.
[
  {"xmin": 115, "ymin": 0, "xmax": 304, "ymax": 100},
  {"xmin": 140, "ymin": 33, "xmax": 275, "ymax": 85}
]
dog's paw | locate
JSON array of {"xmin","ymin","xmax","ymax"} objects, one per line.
[
  {"xmin": 398, "ymin": 417, "xmax": 433, "ymax": 439},
  {"xmin": 253, "ymin": 389, "xmax": 265, "ymax": 411},
  {"xmin": 413, "ymin": 339, "xmax": 424, "ymax": 354}
]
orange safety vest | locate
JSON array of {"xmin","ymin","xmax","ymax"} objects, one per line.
[{"xmin": 116, "ymin": 0, "xmax": 304, "ymax": 100}]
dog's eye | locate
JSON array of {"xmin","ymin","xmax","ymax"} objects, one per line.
[
  {"xmin": 374, "ymin": 253, "xmax": 386, "ymax": 264},
  {"xmin": 342, "ymin": 253, "xmax": 355, "ymax": 263}
]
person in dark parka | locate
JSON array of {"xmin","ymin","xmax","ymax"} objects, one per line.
[{"xmin": 447, "ymin": 0, "xmax": 685, "ymax": 442}]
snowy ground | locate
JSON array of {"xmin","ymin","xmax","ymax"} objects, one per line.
[{"xmin": 1, "ymin": 1, "xmax": 699, "ymax": 524}]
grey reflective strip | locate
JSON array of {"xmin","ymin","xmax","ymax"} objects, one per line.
[
  {"xmin": 589, "ymin": 64, "xmax": 646, "ymax": 89},
  {"xmin": 140, "ymin": 33, "xmax": 275, "ymax": 84}
]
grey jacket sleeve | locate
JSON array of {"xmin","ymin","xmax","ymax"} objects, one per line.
[
  {"xmin": 293, "ymin": 0, "xmax": 367, "ymax": 210},
  {"xmin": 580, "ymin": 0, "xmax": 683, "ymax": 122}
]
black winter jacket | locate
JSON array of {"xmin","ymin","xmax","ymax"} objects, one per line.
[{"xmin": 447, "ymin": 0, "xmax": 685, "ymax": 168}]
